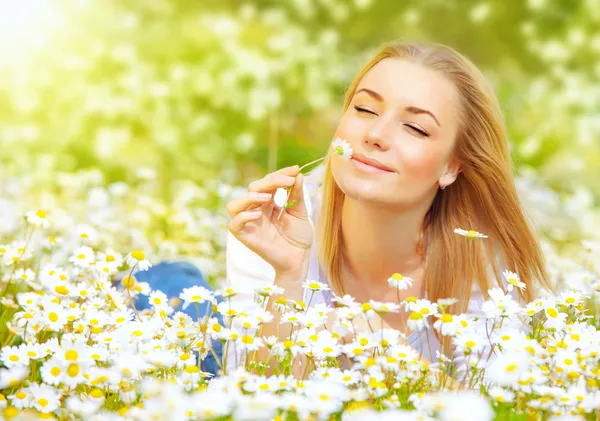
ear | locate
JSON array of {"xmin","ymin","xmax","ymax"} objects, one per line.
[{"xmin": 440, "ymin": 157, "xmax": 462, "ymax": 187}]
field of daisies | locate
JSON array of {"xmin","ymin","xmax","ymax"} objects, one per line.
[
  {"xmin": 0, "ymin": 167, "xmax": 599, "ymax": 421},
  {"xmin": 2, "ymin": 0, "xmax": 600, "ymax": 420}
]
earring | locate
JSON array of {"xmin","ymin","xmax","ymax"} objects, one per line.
[{"xmin": 440, "ymin": 183, "xmax": 446, "ymax": 190}]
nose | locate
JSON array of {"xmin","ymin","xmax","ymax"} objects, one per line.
[{"xmin": 364, "ymin": 117, "xmax": 393, "ymax": 150}]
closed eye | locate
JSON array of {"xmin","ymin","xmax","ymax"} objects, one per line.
[
  {"xmin": 355, "ymin": 106, "xmax": 429, "ymax": 137},
  {"xmin": 354, "ymin": 106, "xmax": 377, "ymax": 115},
  {"xmin": 405, "ymin": 124, "xmax": 429, "ymax": 137}
]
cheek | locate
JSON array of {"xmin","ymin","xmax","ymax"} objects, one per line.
[{"xmin": 397, "ymin": 142, "xmax": 448, "ymax": 180}]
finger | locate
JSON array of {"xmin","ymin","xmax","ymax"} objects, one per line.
[
  {"xmin": 228, "ymin": 210, "xmax": 262, "ymax": 234},
  {"xmin": 226, "ymin": 192, "xmax": 273, "ymax": 218},
  {"xmin": 283, "ymin": 172, "xmax": 308, "ymax": 218},
  {"xmin": 272, "ymin": 165, "xmax": 300, "ymax": 177},
  {"xmin": 248, "ymin": 173, "xmax": 297, "ymax": 194}
]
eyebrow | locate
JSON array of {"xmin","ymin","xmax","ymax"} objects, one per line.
[{"xmin": 355, "ymin": 88, "xmax": 441, "ymax": 127}]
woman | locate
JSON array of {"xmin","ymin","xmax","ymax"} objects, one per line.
[{"xmin": 225, "ymin": 41, "xmax": 551, "ymax": 372}]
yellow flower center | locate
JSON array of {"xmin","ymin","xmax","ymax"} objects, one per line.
[
  {"xmin": 48, "ymin": 312, "xmax": 59, "ymax": 322},
  {"xmin": 54, "ymin": 286, "xmax": 69, "ymax": 295},
  {"xmin": 391, "ymin": 273, "xmax": 403, "ymax": 280},
  {"xmin": 90, "ymin": 388, "xmax": 104, "ymax": 398},
  {"xmin": 36, "ymin": 210, "xmax": 47, "ymax": 218},
  {"xmin": 65, "ymin": 350, "xmax": 78, "ymax": 361},
  {"xmin": 121, "ymin": 276, "xmax": 136, "ymax": 289},
  {"xmin": 131, "ymin": 250, "xmax": 145, "ymax": 261},
  {"xmin": 409, "ymin": 312, "xmax": 423, "ymax": 320},
  {"xmin": 441, "ymin": 314, "xmax": 453, "ymax": 323},
  {"xmin": 67, "ymin": 363, "xmax": 80, "ymax": 377}
]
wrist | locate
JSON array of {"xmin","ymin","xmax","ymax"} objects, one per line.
[{"xmin": 274, "ymin": 269, "xmax": 307, "ymax": 302}]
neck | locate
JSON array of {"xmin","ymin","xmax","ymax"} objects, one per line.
[{"xmin": 340, "ymin": 197, "xmax": 432, "ymax": 289}]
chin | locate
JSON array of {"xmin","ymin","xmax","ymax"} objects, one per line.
[{"xmin": 332, "ymin": 171, "xmax": 388, "ymax": 205}]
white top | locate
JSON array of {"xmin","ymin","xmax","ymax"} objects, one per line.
[{"xmin": 225, "ymin": 163, "xmax": 518, "ymax": 363}]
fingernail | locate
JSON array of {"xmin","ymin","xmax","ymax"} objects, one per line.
[{"xmin": 257, "ymin": 193, "xmax": 272, "ymax": 199}]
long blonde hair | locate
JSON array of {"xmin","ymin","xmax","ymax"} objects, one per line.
[{"xmin": 317, "ymin": 41, "xmax": 551, "ymax": 315}]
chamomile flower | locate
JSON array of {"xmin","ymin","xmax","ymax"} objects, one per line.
[
  {"xmin": 387, "ymin": 272, "xmax": 414, "ymax": 290},
  {"xmin": 8, "ymin": 387, "xmax": 32, "ymax": 410},
  {"xmin": 76, "ymin": 224, "xmax": 98, "ymax": 244},
  {"xmin": 0, "ymin": 345, "xmax": 30, "ymax": 368},
  {"xmin": 26, "ymin": 209, "xmax": 50, "ymax": 228},
  {"xmin": 454, "ymin": 228, "xmax": 488, "ymax": 239},
  {"xmin": 149, "ymin": 290, "xmax": 169, "ymax": 309},
  {"xmin": 487, "ymin": 352, "xmax": 531, "ymax": 386},
  {"xmin": 503, "ymin": 269, "xmax": 526, "ymax": 292},
  {"xmin": 255, "ymin": 284, "xmax": 284, "ymax": 297},
  {"xmin": 41, "ymin": 303, "xmax": 68, "ymax": 331},
  {"xmin": 368, "ymin": 300, "xmax": 401, "ymax": 314},
  {"xmin": 331, "ymin": 294, "xmax": 357, "ymax": 307},
  {"xmin": 68, "ymin": 246, "xmax": 96, "ymax": 268},
  {"xmin": 332, "ymin": 137, "xmax": 353, "ymax": 159},
  {"xmin": 488, "ymin": 387, "xmax": 515, "ymax": 403},
  {"xmin": 125, "ymin": 250, "xmax": 152, "ymax": 271},
  {"xmin": 29, "ymin": 382, "xmax": 60, "ymax": 413},
  {"xmin": 407, "ymin": 311, "xmax": 429, "ymax": 332},
  {"xmin": 0, "ymin": 366, "xmax": 28, "ymax": 389},
  {"xmin": 179, "ymin": 285, "xmax": 215, "ymax": 309},
  {"xmin": 302, "ymin": 280, "xmax": 330, "ymax": 292},
  {"xmin": 433, "ymin": 313, "xmax": 461, "ymax": 336}
]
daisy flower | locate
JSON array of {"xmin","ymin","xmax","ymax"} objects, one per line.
[
  {"xmin": 8, "ymin": 387, "xmax": 31, "ymax": 410},
  {"xmin": 125, "ymin": 250, "xmax": 152, "ymax": 271},
  {"xmin": 179, "ymin": 285, "xmax": 215, "ymax": 309},
  {"xmin": 332, "ymin": 137, "xmax": 353, "ymax": 159},
  {"xmin": 302, "ymin": 280, "xmax": 330, "ymax": 292},
  {"xmin": 387, "ymin": 273, "xmax": 414, "ymax": 290},
  {"xmin": 331, "ymin": 294, "xmax": 357, "ymax": 307},
  {"xmin": 41, "ymin": 303, "xmax": 68, "ymax": 331},
  {"xmin": 68, "ymin": 246, "xmax": 96, "ymax": 268},
  {"xmin": 368, "ymin": 300, "xmax": 401, "ymax": 314},
  {"xmin": 25, "ymin": 209, "xmax": 50, "ymax": 228},
  {"xmin": 29, "ymin": 382, "xmax": 60, "ymax": 413},
  {"xmin": 278, "ymin": 137, "xmax": 353, "ymax": 219},
  {"xmin": 454, "ymin": 228, "xmax": 488, "ymax": 239},
  {"xmin": 406, "ymin": 311, "xmax": 429, "ymax": 332},
  {"xmin": 254, "ymin": 284, "xmax": 284, "ymax": 297},
  {"xmin": 76, "ymin": 224, "xmax": 98, "ymax": 244},
  {"xmin": 0, "ymin": 345, "xmax": 30, "ymax": 368},
  {"xmin": 0, "ymin": 366, "xmax": 28, "ymax": 389},
  {"xmin": 149, "ymin": 290, "xmax": 169, "ymax": 309},
  {"xmin": 502, "ymin": 269, "xmax": 526, "ymax": 292}
]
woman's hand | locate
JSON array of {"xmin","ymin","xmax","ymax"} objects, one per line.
[{"xmin": 227, "ymin": 165, "xmax": 314, "ymax": 278}]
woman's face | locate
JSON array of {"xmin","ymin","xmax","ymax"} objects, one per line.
[{"xmin": 331, "ymin": 58, "xmax": 462, "ymax": 208}]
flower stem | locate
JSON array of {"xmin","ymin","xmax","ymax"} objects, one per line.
[
  {"xmin": 298, "ymin": 153, "xmax": 333, "ymax": 172},
  {"xmin": 277, "ymin": 153, "xmax": 335, "ymax": 220},
  {"xmin": 126, "ymin": 265, "xmax": 140, "ymax": 321}
]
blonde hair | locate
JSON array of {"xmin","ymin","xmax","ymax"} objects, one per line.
[{"xmin": 317, "ymin": 41, "xmax": 551, "ymax": 317}]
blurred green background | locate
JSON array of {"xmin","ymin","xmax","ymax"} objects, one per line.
[{"xmin": 0, "ymin": 0, "xmax": 599, "ymax": 273}]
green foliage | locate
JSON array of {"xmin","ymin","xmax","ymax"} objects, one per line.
[{"xmin": 0, "ymin": 0, "xmax": 598, "ymax": 198}]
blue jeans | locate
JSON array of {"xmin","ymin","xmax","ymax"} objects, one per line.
[{"xmin": 132, "ymin": 261, "xmax": 224, "ymax": 377}]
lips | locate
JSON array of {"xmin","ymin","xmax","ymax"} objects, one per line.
[{"xmin": 351, "ymin": 153, "xmax": 395, "ymax": 172}]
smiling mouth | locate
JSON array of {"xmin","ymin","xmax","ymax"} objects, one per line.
[{"xmin": 351, "ymin": 158, "xmax": 395, "ymax": 174}]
